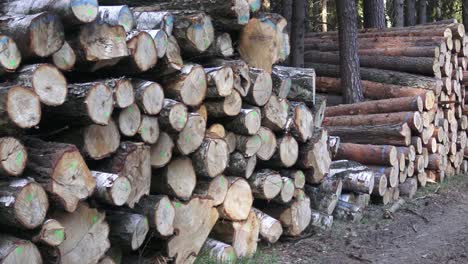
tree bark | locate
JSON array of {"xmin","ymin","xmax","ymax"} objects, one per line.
[
  {"xmin": 225, "ymin": 152, "xmax": 257, "ymax": 179},
  {"xmin": 405, "ymin": 0, "xmax": 417, "ymax": 26},
  {"xmin": 290, "ymin": 0, "xmax": 306, "ymax": 67},
  {"xmin": 418, "ymin": 0, "xmax": 427, "ymax": 24},
  {"xmin": 201, "ymin": 239, "xmax": 237, "ymax": 263},
  {"xmin": 363, "ymin": 0, "xmax": 386, "ymax": 29},
  {"xmin": 105, "ymin": 211, "xmax": 149, "ymax": 251},
  {"xmin": 329, "ymin": 160, "xmax": 375, "ymax": 194},
  {"xmin": 97, "ymin": 5, "xmax": 134, "ymax": 32},
  {"xmin": 336, "ymin": 143, "xmax": 398, "ymax": 167},
  {"xmin": 335, "ymin": 0, "xmax": 364, "ymax": 103},
  {"xmin": 393, "ymin": 0, "xmax": 405, "ymax": 27}
]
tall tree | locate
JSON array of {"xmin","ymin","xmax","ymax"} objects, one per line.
[
  {"xmin": 393, "ymin": 0, "xmax": 405, "ymax": 27},
  {"xmin": 291, "ymin": 0, "xmax": 306, "ymax": 67},
  {"xmin": 281, "ymin": 0, "xmax": 293, "ymax": 65},
  {"xmin": 405, "ymin": 0, "xmax": 417, "ymax": 26},
  {"xmin": 363, "ymin": 0, "xmax": 386, "ymax": 29},
  {"xmin": 418, "ymin": 0, "xmax": 427, "ymax": 24},
  {"xmin": 321, "ymin": 0, "xmax": 329, "ymax": 32},
  {"xmin": 335, "ymin": 0, "xmax": 364, "ymax": 103},
  {"xmin": 463, "ymin": 0, "xmax": 468, "ymax": 30}
]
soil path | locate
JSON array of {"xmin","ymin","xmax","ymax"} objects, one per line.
[{"xmin": 266, "ymin": 175, "xmax": 468, "ymax": 264}]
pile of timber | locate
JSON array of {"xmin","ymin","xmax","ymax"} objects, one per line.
[
  {"xmin": 0, "ymin": 1, "xmax": 329, "ymax": 263},
  {"xmin": 304, "ymin": 22, "xmax": 468, "ymax": 208}
]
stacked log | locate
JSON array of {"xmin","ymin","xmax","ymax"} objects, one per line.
[
  {"xmin": 304, "ymin": 21, "xmax": 468, "ymax": 207},
  {"xmin": 0, "ymin": 2, "xmax": 338, "ymax": 264}
]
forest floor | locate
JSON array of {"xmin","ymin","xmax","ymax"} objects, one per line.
[{"xmin": 259, "ymin": 174, "xmax": 468, "ymax": 264}]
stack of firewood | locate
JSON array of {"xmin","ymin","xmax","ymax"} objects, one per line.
[
  {"xmin": 0, "ymin": 1, "xmax": 328, "ymax": 263},
  {"xmin": 304, "ymin": 21, "xmax": 468, "ymax": 210}
]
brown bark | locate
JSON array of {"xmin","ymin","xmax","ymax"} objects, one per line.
[
  {"xmin": 336, "ymin": 143, "xmax": 398, "ymax": 167},
  {"xmin": 325, "ymin": 96, "xmax": 423, "ymax": 116},
  {"xmin": 327, "ymin": 123, "xmax": 412, "ymax": 146},
  {"xmin": 335, "ymin": 0, "xmax": 364, "ymax": 103},
  {"xmin": 363, "ymin": 0, "xmax": 386, "ymax": 29}
]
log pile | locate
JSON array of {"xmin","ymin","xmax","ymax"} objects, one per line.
[
  {"xmin": 0, "ymin": 1, "xmax": 333, "ymax": 263},
  {"xmin": 304, "ymin": 22, "xmax": 468, "ymax": 209}
]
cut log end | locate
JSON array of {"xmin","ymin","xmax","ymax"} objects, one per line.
[
  {"xmin": 52, "ymin": 41, "xmax": 76, "ymax": 72},
  {"xmin": 0, "ymin": 235, "xmax": 42, "ymax": 264},
  {"xmin": 127, "ymin": 31, "xmax": 158, "ymax": 72},
  {"xmin": 0, "ymin": 35, "xmax": 21, "ymax": 72},
  {"xmin": 178, "ymin": 65, "xmax": 207, "ymax": 107},
  {"xmin": 177, "ymin": 113, "xmax": 206, "ymax": 155},
  {"xmin": 15, "ymin": 181, "xmax": 49, "ymax": 229},
  {"xmin": 0, "ymin": 137, "xmax": 27, "ymax": 177},
  {"xmin": 34, "ymin": 219, "xmax": 65, "ymax": 247},
  {"xmin": 193, "ymin": 137, "xmax": 230, "ymax": 178},
  {"xmin": 186, "ymin": 14, "xmax": 215, "ymax": 52},
  {"xmin": 278, "ymin": 136, "xmax": 299, "ymax": 168},
  {"xmin": 218, "ymin": 177, "xmax": 253, "ymax": 221},
  {"xmin": 136, "ymin": 81, "xmax": 164, "ymax": 115},
  {"xmin": 256, "ymin": 127, "xmax": 277, "ymax": 160},
  {"xmin": 7, "ymin": 86, "xmax": 41, "ymax": 129},
  {"xmin": 30, "ymin": 13, "xmax": 64, "ymax": 57},
  {"xmin": 29, "ymin": 64, "xmax": 68, "ymax": 106},
  {"xmin": 138, "ymin": 115, "xmax": 160, "ymax": 144},
  {"xmin": 84, "ymin": 120, "xmax": 121, "ymax": 160},
  {"xmin": 150, "ymin": 132, "xmax": 174, "ymax": 169},
  {"xmin": 70, "ymin": 0, "xmax": 99, "ymax": 23},
  {"xmin": 113, "ymin": 79, "xmax": 135, "ymax": 109},
  {"xmin": 85, "ymin": 83, "xmax": 114, "ymax": 125}
]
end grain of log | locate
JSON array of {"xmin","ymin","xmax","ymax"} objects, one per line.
[
  {"xmin": 171, "ymin": 11, "xmax": 215, "ymax": 55},
  {"xmin": 163, "ymin": 64, "xmax": 207, "ymax": 107},
  {"xmin": 262, "ymin": 95, "xmax": 289, "ymax": 132},
  {"xmin": 151, "ymin": 157, "xmax": 196, "ymax": 200},
  {"xmin": 225, "ymin": 152, "xmax": 257, "ymax": 179},
  {"xmin": 133, "ymin": 195, "xmax": 175, "ymax": 237},
  {"xmin": 205, "ymin": 90, "xmax": 242, "ymax": 117},
  {"xmin": 118, "ymin": 104, "xmax": 141, "ymax": 137},
  {"xmin": 133, "ymin": 79, "xmax": 164, "ymax": 115},
  {"xmin": 106, "ymin": 211, "xmax": 149, "ymax": 251},
  {"xmin": 252, "ymin": 208, "xmax": 283, "ymax": 243},
  {"xmin": 82, "ymin": 120, "xmax": 121, "ymax": 160},
  {"xmin": 256, "ymin": 126, "xmax": 277, "ymax": 161},
  {"xmin": 244, "ymin": 68, "xmax": 273, "ymax": 107},
  {"xmin": 218, "ymin": 177, "xmax": 253, "ymax": 221},
  {"xmin": 201, "ymin": 239, "xmax": 237, "ymax": 264},
  {"xmin": 205, "ymin": 66, "xmax": 234, "ymax": 98},
  {"xmin": 0, "ymin": 178, "xmax": 48, "ymax": 229},
  {"xmin": 0, "ymin": 234, "xmax": 42, "ymax": 263},
  {"xmin": 0, "ymin": 137, "xmax": 27, "ymax": 177},
  {"xmin": 92, "ymin": 171, "xmax": 131, "ymax": 206},
  {"xmin": 176, "ymin": 112, "xmax": 206, "ymax": 155},
  {"xmin": 248, "ymin": 169, "xmax": 282, "ymax": 200},
  {"xmin": 137, "ymin": 115, "xmax": 160, "ymax": 144},
  {"xmin": 97, "ymin": 5, "xmax": 135, "ymax": 32},
  {"xmin": 150, "ymin": 131, "xmax": 174, "ymax": 169},
  {"xmin": 0, "ymin": 35, "xmax": 21, "ymax": 74},
  {"xmin": 265, "ymin": 135, "xmax": 299, "ymax": 168},
  {"xmin": 193, "ymin": 175, "xmax": 229, "ymax": 206},
  {"xmin": 0, "ymin": 86, "xmax": 41, "ymax": 130},
  {"xmin": 288, "ymin": 102, "xmax": 315, "ymax": 142},
  {"xmin": 192, "ymin": 137, "xmax": 230, "ymax": 178},
  {"xmin": 225, "ymin": 108, "xmax": 261, "ymax": 135}
]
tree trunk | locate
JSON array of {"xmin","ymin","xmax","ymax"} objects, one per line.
[
  {"xmin": 327, "ymin": 123, "xmax": 412, "ymax": 146},
  {"xmin": 132, "ymin": 79, "xmax": 164, "ymax": 115},
  {"xmin": 256, "ymin": 126, "xmax": 277, "ymax": 161},
  {"xmin": 158, "ymin": 99, "xmax": 188, "ymax": 134},
  {"xmin": 99, "ymin": 142, "xmax": 151, "ymax": 208},
  {"xmin": 52, "ymin": 41, "xmax": 76, "ymax": 72},
  {"xmin": 363, "ymin": 0, "xmax": 386, "ymax": 29},
  {"xmin": 52, "ymin": 203, "xmax": 110, "ymax": 264},
  {"xmin": 290, "ymin": 0, "xmax": 306, "ymax": 67},
  {"xmin": 133, "ymin": 11, "xmax": 173, "ymax": 35},
  {"xmin": 0, "ymin": 234, "xmax": 42, "ymax": 263},
  {"xmin": 175, "ymin": 112, "xmax": 206, "ymax": 155},
  {"xmin": 336, "ymin": 143, "xmax": 398, "ymax": 167},
  {"xmin": 0, "ymin": 178, "xmax": 48, "ymax": 230},
  {"xmin": 324, "ymin": 111, "xmax": 423, "ymax": 132},
  {"xmin": 372, "ymin": 172, "xmax": 388, "ymax": 196},
  {"xmin": 105, "ymin": 211, "xmax": 149, "ymax": 251},
  {"xmin": 133, "ymin": 195, "xmax": 175, "ymax": 237},
  {"xmin": 234, "ymin": 134, "xmax": 262, "ymax": 158},
  {"xmin": 393, "ymin": 0, "xmax": 405, "ymax": 27},
  {"xmin": 464, "ymin": 0, "xmax": 468, "ymax": 31},
  {"xmin": 0, "ymin": 13, "xmax": 64, "ymax": 59},
  {"xmin": 321, "ymin": 0, "xmax": 329, "ymax": 32},
  {"xmin": 166, "ymin": 198, "xmax": 219, "ymax": 264},
  {"xmin": 211, "ymin": 210, "xmax": 259, "ymax": 258},
  {"xmin": 405, "ymin": 0, "xmax": 417, "ymax": 26},
  {"xmin": 217, "ymin": 177, "xmax": 253, "ymax": 221},
  {"xmin": 151, "ymin": 157, "xmax": 196, "ymax": 200},
  {"xmin": 23, "ymin": 138, "xmax": 95, "ymax": 213},
  {"xmin": 91, "ymin": 171, "xmax": 131, "ymax": 207},
  {"xmin": 418, "ymin": 0, "xmax": 427, "ymax": 24},
  {"xmin": 336, "ymin": 0, "xmax": 364, "ymax": 103}
]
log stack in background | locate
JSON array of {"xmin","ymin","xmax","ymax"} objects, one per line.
[
  {"xmin": 304, "ymin": 21, "xmax": 468, "ymax": 209},
  {"xmin": 0, "ymin": 1, "xmax": 333, "ymax": 263}
]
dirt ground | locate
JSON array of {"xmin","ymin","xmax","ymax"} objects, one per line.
[{"xmin": 263, "ymin": 174, "xmax": 468, "ymax": 264}]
